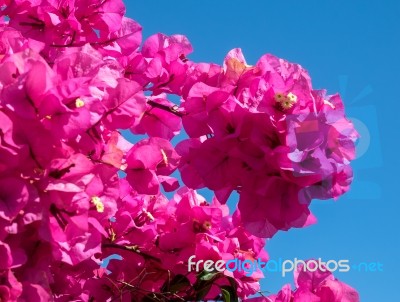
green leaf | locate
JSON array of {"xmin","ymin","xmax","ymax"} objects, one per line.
[
  {"xmin": 198, "ymin": 270, "xmax": 219, "ymax": 281},
  {"xmin": 220, "ymin": 285, "xmax": 239, "ymax": 302},
  {"xmin": 221, "ymin": 287, "xmax": 231, "ymax": 302},
  {"xmin": 194, "ymin": 270, "xmax": 223, "ymax": 300}
]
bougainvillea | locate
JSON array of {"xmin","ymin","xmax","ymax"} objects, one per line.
[
  {"xmin": 0, "ymin": 0, "xmax": 359, "ymax": 301},
  {"xmin": 246, "ymin": 261, "xmax": 360, "ymax": 302}
]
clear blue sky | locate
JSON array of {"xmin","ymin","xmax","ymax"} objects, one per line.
[{"xmin": 126, "ymin": 1, "xmax": 400, "ymax": 300}]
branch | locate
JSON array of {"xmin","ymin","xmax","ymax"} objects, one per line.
[
  {"xmin": 102, "ymin": 243, "xmax": 161, "ymax": 263},
  {"xmin": 147, "ymin": 100, "xmax": 185, "ymax": 117}
]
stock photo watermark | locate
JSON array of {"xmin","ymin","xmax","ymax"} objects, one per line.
[{"xmin": 188, "ymin": 256, "xmax": 383, "ymax": 277}]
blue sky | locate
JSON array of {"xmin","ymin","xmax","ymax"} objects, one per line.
[{"xmin": 126, "ymin": 1, "xmax": 400, "ymax": 300}]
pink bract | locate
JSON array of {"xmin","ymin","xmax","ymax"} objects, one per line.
[{"xmin": 0, "ymin": 0, "xmax": 359, "ymax": 300}]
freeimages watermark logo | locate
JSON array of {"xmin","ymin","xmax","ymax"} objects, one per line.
[{"xmin": 188, "ymin": 256, "xmax": 383, "ymax": 277}]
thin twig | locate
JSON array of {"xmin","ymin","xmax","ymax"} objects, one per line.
[
  {"xmin": 147, "ymin": 100, "xmax": 185, "ymax": 117},
  {"xmin": 102, "ymin": 243, "xmax": 161, "ymax": 263}
]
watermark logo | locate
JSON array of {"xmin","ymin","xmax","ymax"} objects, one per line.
[
  {"xmin": 352, "ymin": 261, "xmax": 383, "ymax": 272},
  {"xmin": 188, "ymin": 256, "xmax": 383, "ymax": 277}
]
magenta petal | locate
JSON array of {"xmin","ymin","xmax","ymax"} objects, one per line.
[
  {"xmin": 294, "ymin": 260, "xmax": 333, "ymax": 291},
  {"xmin": 126, "ymin": 144, "xmax": 162, "ymax": 169},
  {"xmin": 316, "ymin": 279, "xmax": 343, "ymax": 302},
  {"xmin": 0, "ymin": 177, "xmax": 31, "ymax": 221},
  {"xmin": 126, "ymin": 169, "xmax": 159, "ymax": 195},
  {"xmin": 239, "ymin": 177, "xmax": 313, "ymax": 238},
  {"xmin": 293, "ymin": 288, "xmax": 321, "ymax": 302},
  {"xmin": 158, "ymin": 175, "xmax": 180, "ymax": 192},
  {"xmin": 19, "ymin": 283, "xmax": 51, "ymax": 302},
  {"xmin": 0, "ymin": 242, "xmax": 12, "ymax": 270}
]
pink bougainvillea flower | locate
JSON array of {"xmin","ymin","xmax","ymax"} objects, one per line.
[
  {"xmin": 0, "ymin": 0, "xmax": 360, "ymax": 299},
  {"xmin": 177, "ymin": 48, "xmax": 358, "ymax": 238},
  {"xmin": 294, "ymin": 260, "xmax": 359, "ymax": 302},
  {"xmin": 181, "ymin": 61, "xmax": 222, "ymax": 99},
  {"xmin": 18, "ymin": 282, "xmax": 51, "ymax": 302},
  {"xmin": 133, "ymin": 94, "xmax": 182, "ymax": 140},
  {"xmin": 238, "ymin": 176, "xmax": 316, "ymax": 238},
  {"xmin": 220, "ymin": 48, "xmax": 253, "ymax": 89},
  {"xmin": 75, "ymin": 0, "xmax": 126, "ymax": 34},
  {"xmin": 125, "ymin": 137, "xmax": 180, "ymax": 194},
  {"xmin": 180, "ymin": 82, "xmax": 224, "ymax": 137},
  {"xmin": 0, "ymin": 110, "xmax": 29, "ymax": 173},
  {"xmin": 0, "ymin": 27, "xmax": 44, "ymax": 56},
  {"xmin": 267, "ymin": 284, "xmax": 293, "ymax": 302},
  {"xmin": 141, "ymin": 33, "xmax": 193, "ymax": 95},
  {"xmin": 96, "ymin": 17, "xmax": 142, "ymax": 58},
  {"xmin": 0, "ymin": 242, "xmax": 12, "ymax": 270},
  {"xmin": 43, "ymin": 206, "xmax": 106, "ymax": 265},
  {"xmin": 0, "ymin": 51, "xmax": 55, "ymax": 120},
  {"xmin": 102, "ymin": 77, "xmax": 146, "ymax": 130},
  {"xmin": 0, "ymin": 269, "xmax": 22, "ymax": 301},
  {"xmin": 5, "ymin": 0, "xmax": 125, "ymax": 49},
  {"xmin": 0, "ymin": 177, "xmax": 38, "ymax": 222},
  {"xmin": 263, "ymin": 261, "xmax": 359, "ymax": 302}
]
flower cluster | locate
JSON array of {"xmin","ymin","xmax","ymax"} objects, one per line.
[
  {"xmin": 177, "ymin": 49, "xmax": 358, "ymax": 237},
  {"xmin": 247, "ymin": 260, "xmax": 360, "ymax": 302},
  {"xmin": 0, "ymin": 0, "xmax": 359, "ymax": 301},
  {"xmin": 87, "ymin": 187, "xmax": 268, "ymax": 301}
]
